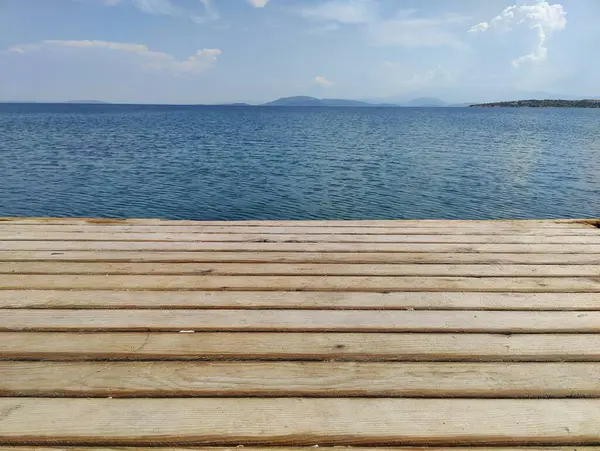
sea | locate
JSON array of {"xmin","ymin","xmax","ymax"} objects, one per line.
[{"xmin": 1, "ymin": 103, "xmax": 599, "ymax": 220}]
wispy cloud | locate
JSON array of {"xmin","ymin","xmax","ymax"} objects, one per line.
[
  {"xmin": 370, "ymin": 12, "xmax": 469, "ymax": 49},
  {"xmin": 6, "ymin": 40, "xmax": 221, "ymax": 74},
  {"xmin": 86, "ymin": 0, "xmax": 219, "ymax": 23},
  {"xmin": 299, "ymin": 0, "xmax": 467, "ymax": 49},
  {"xmin": 381, "ymin": 63, "xmax": 454, "ymax": 91},
  {"xmin": 314, "ymin": 75, "xmax": 332, "ymax": 87},
  {"xmin": 301, "ymin": 0, "xmax": 376, "ymax": 24},
  {"xmin": 247, "ymin": 0, "xmax": 270, "ymax": 8},
  {"xmin": 469, "ymin": 1, "xmax": 567, "ymax": 67}
]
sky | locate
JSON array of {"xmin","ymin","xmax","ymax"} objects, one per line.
[{"xmin": 0, "ymin": 0, "xmax": 598, "ymax": 104}]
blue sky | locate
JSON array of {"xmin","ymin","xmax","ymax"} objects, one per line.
[{"xmin": 0, "ymin": 0, "xmax": 597, "ymax": 103}]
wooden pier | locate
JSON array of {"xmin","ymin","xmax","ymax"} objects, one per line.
[{"xmin": 1, "ymin": 217, "xmax": 600, "ymax": 449}]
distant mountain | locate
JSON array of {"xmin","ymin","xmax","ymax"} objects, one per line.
[
  {"xmin": 263, "ymin": 96, "xmax": 325, "ymax": 106},
  {"xmin": 65, "ymin": 100, "xmax": 109, "ymax": 104},
  {"xmin": 321, "ymin": 98, "xmax": 375, "ymax": 106},
  {"xmin": 219, "ymin": 102, "xmax": 252, "ymax": 106},
  {"xmin": 262, "ymin": 96, "xmax": 399, "ymax": 107}
]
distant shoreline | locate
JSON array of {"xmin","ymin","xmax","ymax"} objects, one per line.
[{"xmin": 470, "ymin": 99, "xmax": 600, "ymax": 108}]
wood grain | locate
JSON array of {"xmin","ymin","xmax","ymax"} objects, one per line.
[
  {"xmin": 2, "ymin": 361, "xmax": 599, "ymax": 397},
  {"xmin": 3, "ymin": 225, "xmax": 600, "ymax": 235},
  {"xmin": 2, "ymin": 274, "xmax": 600, "ymax": 292},
  {"xmin": 0, "ymin": 217, "xmax": 593, "ymax": 227},
  {"xmin": 3, "ymin": 262, "xmax": 600, "ymax": 276},
  {"xmin": 4, "ymin": 232, "xmax": 600, "ymax": 244},
  {"xmin": 4, "ymin": 241, "xmax": 600, "ymax": 253},
  {"xmin": 1, "ymin": 398, "xmax": 600, "ymax": 445},
  {"xmin": 2, "ymin": 217, "xmax": 599, "ymax": 449},
  {"xmin": 3, "ymin": 251, "xmax": 600, "ymax": 264},
  {"xmin": 3, "ymin": 332, "xmax": 600, "ymax": 361},
  {"xmin": 2, "ymin": 309, "xmax": 600, "ymax": 332},
  {"xmin": 2, "ymin": 448, "xmax": 599, "ymax": 451},
  {"xmin": 3, "ymin": 290, "xmax": 599, "ymax": 310}
]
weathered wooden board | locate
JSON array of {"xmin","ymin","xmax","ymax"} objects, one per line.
[
  {"xmin": 4, "ymin": 232, "xmax": 600, "ymax": 244},
  {"xmin": 3, "ymin": 332, "xmax": 600, "ymax": 361},
  {"xmin": 3, "ymin": 225, "xmax": 600, "ymax": 235},
  {"xmin": 1, "ymin": 398, "xmax": 600, "ymax": 445},
  {"xmin": 1, "ymin": 448, "xmax": 599, "ymax": 451},
  {"xmin": 2, "ymin": 309, "xmax": 600, "ymax": 332},
  {"xmin": 2, "ymin": 361, "xmax": 599, "ymax": 397},
  {"xmin": 2, "ymin": 274, "xmax": 600, "ymax": 292},
  {"xmin": 2, "ymin": 290, "xmax": 599, "ymax": 310},
  {"xmin": 4, "ymin": 241, "xmax": 600, "ymax": 253},
  {"xmin": 3, "ymin": 251, "xmax": 600, "ymax": 264},
  {"xmin": 3, "ymin": 262, "xmax": 600, "ymax": 277},
  {"xmin": 0, "ymin": 217, "xmax": 594, "ymax": 227}
]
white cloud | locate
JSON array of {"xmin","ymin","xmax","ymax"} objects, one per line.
[
  {"xmin": 300, "ymin": 1, "xmax": 466, "ymax": 49},
  {"xmin": 469, "ymin": 2, "xmax": 567, "ymax": 66},
  {"xmin": 6, "ymin": 40, "xmax": 221, "ymax": 74},
  {"xmin": 314, "ymin": 75, "xmax": 332, "ymax": 87},
  {"xmin": 469, "ymin": 22, "xmax": 489, "ymax": 33},
  {"xmin": 170, "ymin": 48, "xmax": 222, "ymax": 73},
  {"xmin": 247, "ymin": 0, "xmax": 270, "ymax": 7}
]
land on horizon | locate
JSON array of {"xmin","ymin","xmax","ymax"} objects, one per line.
[
  {"xmin": 2, "ymin": 96, "xmax": 600, "ymax": 108},
  {"xmin": 470, "ymin": 99, "xmax": 600, "ymax": 108}
]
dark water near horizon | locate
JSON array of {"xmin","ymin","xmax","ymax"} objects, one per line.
[{"xmin": 1, "ymin": 103, "xmax": 599, "ymax": 220}]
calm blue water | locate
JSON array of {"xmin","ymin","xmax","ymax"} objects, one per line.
[{"xmin": 1, "ymin": 103, "xmax": 599, "ymax": 220}]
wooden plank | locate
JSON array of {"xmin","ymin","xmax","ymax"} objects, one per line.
[
  {"xmin": 2, "ymin": 262, "xmax": 600, "ymax": 277},
  {"xmin": 2, "ymin": 309, "xmax": 600, "ymax": 333},
  {"xmin": 0, "ymin": 217, "xmax": 594, "ymax": 227},
  {"xmin": 2, "ymin": 332, "xmax": 600, "ymax": 361},
  {"xmin": 2, "ymin": 290, "xmax": 600, "ymax": 310},
  {"xmin": 3, "ymin": 224, "xmax": 600, "ymax": 235},
  {"xmin": 2, "ymin": 361, "xmax": 600, "ymax": 397},
  {"xmin": 1, "ymin": 274, "xmax": 600, "ymax": 292},
  {"xmin": 1, "ymin": 398, "xmax": 600, "ymax": 445},
  {"xmin": 3, "ymin": 361, "xmax": 600, "ymax": 398},
  {"xmin": 4, "ymin": 232, "xmax": 600, "ymax": 244},
  {"xmin": 3, "ymin": 448, "xmax": 600, "ymax": 451},
  {"xmin": 3, "ymin": 251, "xmax": 600, "ymax": 264},
  {"xmin": 3, "ymin": 241, "xmax": 600, "ymax": 253}
]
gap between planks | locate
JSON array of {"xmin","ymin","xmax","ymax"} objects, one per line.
[
  {"xmin": 2, "ymin": 361, "xmax": 600, "ymax": 398},
  {"xmin": 2, "ymin": 309, "xmax": 600, "ymax": 333},
  {"xmin": 2, "ymin": 291, "xmax": 600, "ymax": 310},
  {"xmin": 3, "ymin": 332, "xmax": 600, "ymax": 361}
]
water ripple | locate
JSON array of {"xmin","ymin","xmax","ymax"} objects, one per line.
[{"xmin": 1, "ymin": 104, "xmax": 600, "ymax": 220}]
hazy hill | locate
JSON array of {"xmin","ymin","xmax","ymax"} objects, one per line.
[{"xmin": 262, "ymin": 95, "xmax": 457, "ymax": 107}]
